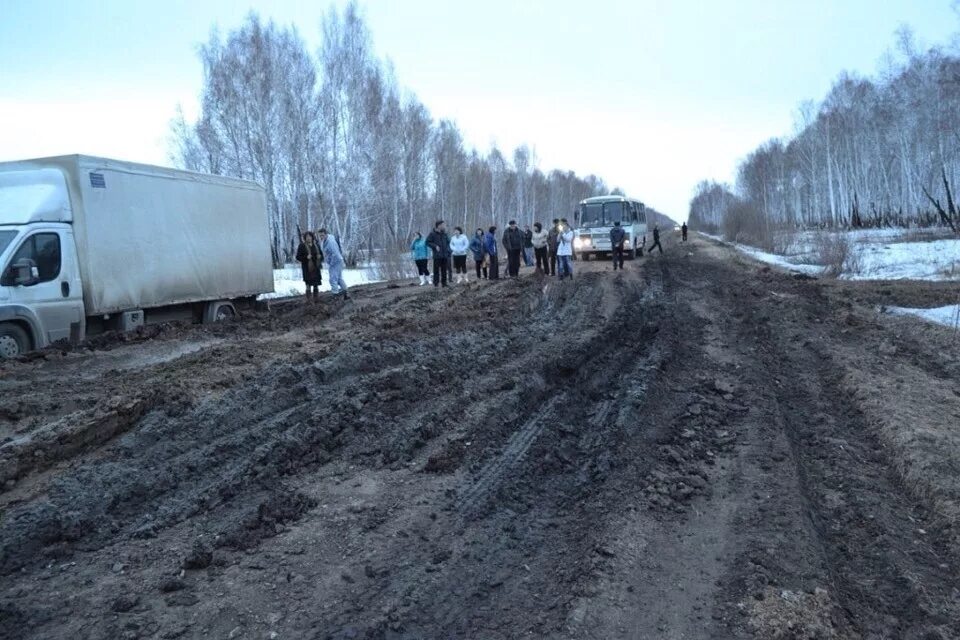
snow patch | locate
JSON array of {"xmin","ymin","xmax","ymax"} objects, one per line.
[
  {"xmin": 886, "ymin": 305, "xmax": 960, "ymax": 329},
  {"xmin": 702, "ymin": 230, "xmax": 960, "ymax": 281},
  {"xmin": 259, "ymin": 265, "xmax": 382, "ymax": 300},
  {"xmin": 700, "ymin": 233, "xmax": 824, "ymax": 276}
]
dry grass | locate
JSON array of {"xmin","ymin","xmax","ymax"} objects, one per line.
[
  {"xmin": 813, "ymin": 232, "xmax": 862, "ymax": 278},
  {"xmin": 722, "ymin": 201, "xmax": 781, "ymax": 253},
  {"xmin": 373, "ymin": 247, "xmax": 417, "ymax": 282}
]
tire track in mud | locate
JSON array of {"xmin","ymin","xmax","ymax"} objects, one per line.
[
  {"xmin": 455, "ymin": 267, "xmax": 665, "ymax": 519},
  {"xmin": 454, "ymin": 402, "xmax": 557, "ymax": 516},
  {"xmin": 1, "ymin": 270, "xmax": 647, "ymax": 635},
  {"xmin": 330, "ymin": 268, "xmax": 676, "ymax": 638},
  {"xmin": 697, "ymin": 254, "xmax": 960, "ymax": 639},
  {"xmin": 0, "ymin": 287, "xmax": 502, "ymax": 575}
]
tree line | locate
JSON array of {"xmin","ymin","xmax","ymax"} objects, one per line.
[
  {"xmin": 689, "ymin": 26, "xmax": 960, "ymax": 243},
  {"xmin": 169, "ymin": 3, "xmax": 618, "ymax": 267}
]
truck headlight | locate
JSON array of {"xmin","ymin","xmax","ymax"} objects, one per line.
[{"xmin": 575, "ymin": 237, "xmax": 590, "ymax": 249}]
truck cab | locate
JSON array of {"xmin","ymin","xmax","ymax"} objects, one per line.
[{"xmin": 0, "ymin": 168, "xmax": 85, "ymax": 357}]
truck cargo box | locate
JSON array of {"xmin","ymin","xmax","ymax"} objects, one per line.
[{"xmin": 0, "ymin": 155, "xmax": 274, "ymax": 315}]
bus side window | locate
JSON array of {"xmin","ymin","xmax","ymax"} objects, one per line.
[{"xmin": 631, "ymin": 203, "xmax": 639, "ymax": 222}]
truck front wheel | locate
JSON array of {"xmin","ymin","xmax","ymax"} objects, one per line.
[{"xmin": 0, "ymin": 323, "xmax": 30, "ymax": 358}]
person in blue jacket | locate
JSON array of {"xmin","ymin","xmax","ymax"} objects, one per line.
[
  {"xmin": 484, "ymin": 225, "xmax": 500, "ymax": 280},
  {"xmin": 469, "ymin": 228, "xmax": 487, "ymax": 280},
  {"xmin": 411, "ymin": 232, "xmax": 431, "ymax": 286}
]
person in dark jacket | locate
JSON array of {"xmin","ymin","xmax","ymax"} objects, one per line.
[
  {"xmin": 469, "ymin": 228, "xmax": 487, "ymax": 280},
  {"xmin": 610, "ymin": 221, "xmax": 626, "ymax": 271},
  {"xmin": 546, "ymin": 218, "xmax": 560, "ymax": 276},
  {"xmin": 681, "ymin": 222, "xmax": 688, "ymax": 242},
  {"xmin": 484, "ymin": 225, "xmax": 500, "ymax": 280},
  {"xmin": 426, "ymin": 220, "xmax": 451, "ymax": 287},
  {"xmin": 648, "ymin": 224, "xmax": 663, "ymax": 255},
  {"xmin": 295, "ymin": 231, "xmax": 323, "ymax": 301},
  {"xmin": 522, "ymin": 225, "xmax": 534, "ymax": 267},
  {"xmin": 502, "ymin": 220, "xmax": 524, "ymax": 278}
]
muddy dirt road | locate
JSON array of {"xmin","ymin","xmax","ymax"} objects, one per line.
[{"xmin": 2, "ymin": 235, "xmax": 959, "ymax": 639}]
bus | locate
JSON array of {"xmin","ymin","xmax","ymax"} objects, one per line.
[{"xmin": 573, "ymin": 195, "xmax": 646, "ymax": 260}]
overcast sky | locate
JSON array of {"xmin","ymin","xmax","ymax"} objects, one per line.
[{"xmin": 2, "ymin": 0, "xmax": 958, "ymax": 219}]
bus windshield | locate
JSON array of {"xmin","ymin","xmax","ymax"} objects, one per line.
[{"xmin": 579, "ymin": 202, "xmax": 627, "ymax": 227}]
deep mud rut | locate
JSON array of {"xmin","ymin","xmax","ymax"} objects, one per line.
[{"xmin": 1, "ymin": 236, "xmax": 959, "ymax": 640}]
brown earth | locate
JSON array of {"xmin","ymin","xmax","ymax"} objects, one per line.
[{"xmin": 1, "ymin": 234, "xmax": 958, "ymax": 640}]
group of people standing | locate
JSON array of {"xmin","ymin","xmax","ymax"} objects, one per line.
[
  {"xmin": 294, "ymin": 228, "xmax": 350, "ymax": 301},
  {"xmin": 411, "ymin": 218, "xmax": 577, "ymax": 287}
]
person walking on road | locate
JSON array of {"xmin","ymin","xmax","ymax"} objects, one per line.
[
  {"xmin": 547, "ymin": 218, "xmax": 560, "ymax": 276},
  {"xmin": 450, "ymin": 226, "xmax": 470, "ymax": 284},
  {"xmin": 470, "ymin": 228, "xmax": 487, "ymax": 280},
  {"xmin": 296, "ymin": 231, "xmax": 323, "ymax": 302},
  {"xmin": 523, "ymin": 225, "xmax": 534, "ymax": 267},
  {"xmin": 648, "ymin": 224, "xmax": 664, "ymax": 255},
  {"xmin": 411, "ymin": 232, "xmax": 430, "ymax": 286},
  {"xmin": 610, "ymin": 220, "xmax": 626, "ymax": 271},
  {"xmin": 318, "ymin": 228, "xmax": 349, "ymax": 299},
  {"xmin": 484, "ymin": 226, "xmax": 500, "ymax": 280},
  {"xmin": 426, "ymin": 220, "xmax": 451, "ymax": 287},
  {"xmin": 681, "ymin": 222, "xmax": 688, "ymax": 242},
  {"xmin": 503, "ymin": 220, "xmax": 524, "ymax": 278},
  {"xmin": 531, "ymin": 222, "xmax": 549, "ymax": 274},
  {"xmin": 557, "ymin": 218, "xmax": 575, "ymax": 280}
]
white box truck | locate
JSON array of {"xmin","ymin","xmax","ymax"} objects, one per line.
[{"xmin": 0, "ymin": 155, "xmax": 274, "ymax": 357}]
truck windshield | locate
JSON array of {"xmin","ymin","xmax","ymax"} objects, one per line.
[
  {"xmin": 579, "ymin": 202, "xmax": 627, "ymax": 227},
  {"xmin": 0, "ymin": 230, "xmax": 16, "ymax": 257}
]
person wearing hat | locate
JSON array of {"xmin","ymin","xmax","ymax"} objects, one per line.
[{"xmin": 502, "ymin": 219, "xmax": 525, "ymax": 278}]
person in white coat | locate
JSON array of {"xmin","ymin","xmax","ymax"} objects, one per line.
[
  {"xmin": 556, "ymin": 218, "xmax": 575, "ymax": 281},
  {"xmin": 449, "ymin": 226, "xmax": 471, "ymax": 284},
  {"xmin": 318, "ymin": 228, "xmax": 349, "ymax": 299}
]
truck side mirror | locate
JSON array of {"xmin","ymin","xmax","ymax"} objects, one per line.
[{"xmin": 12, "ymin": 259, "xmax": 39, "ymax": 286}]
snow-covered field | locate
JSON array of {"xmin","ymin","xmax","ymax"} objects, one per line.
[
  {"xmin": 887, "ymin": 304, "xmax": 960, "ymax": 330},
  {"xmin": 703, "ymin": 229, "xmax": 960, "ymax": 329},
  {"xmin": 259, "ymin": 265, "xmax": 383, "ymax": 300},
  {"xmin": 703, "ymin": 229, "xmax": 959, "ymax": 282}
]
